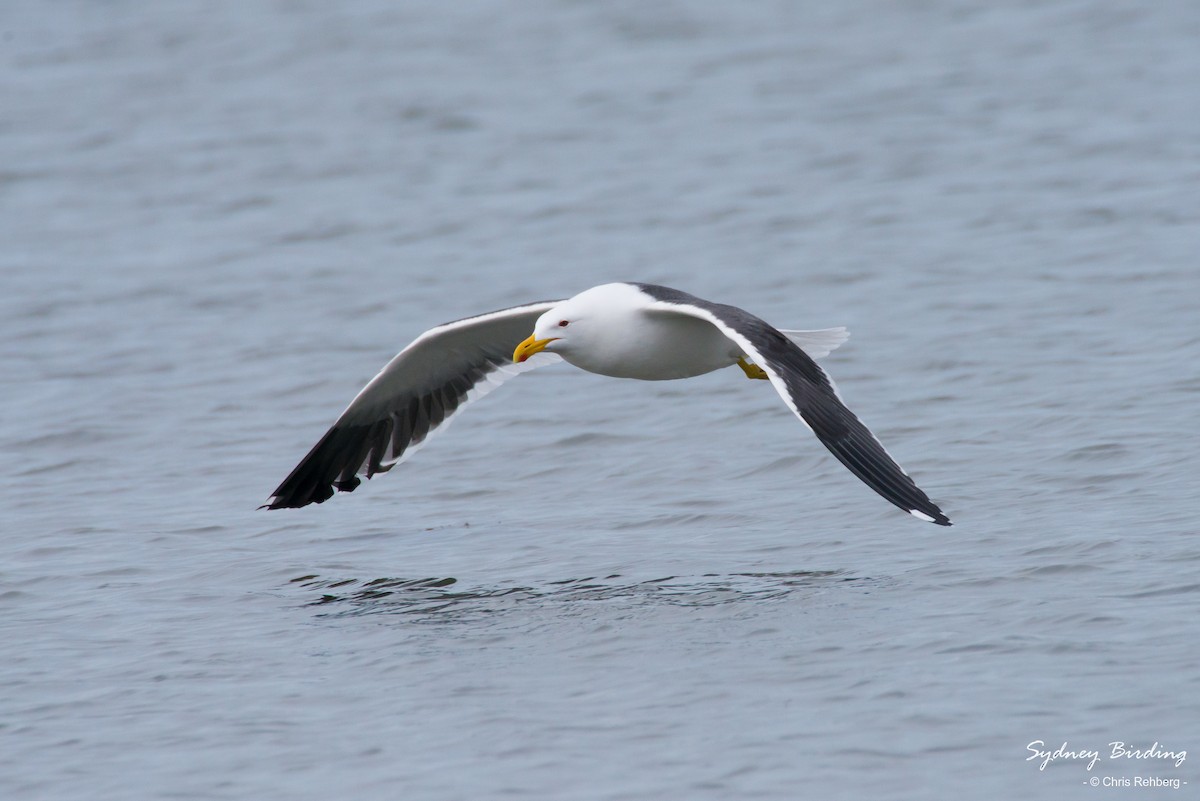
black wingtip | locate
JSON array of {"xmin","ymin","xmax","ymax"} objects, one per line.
[
  {"xmin": 262, "ymin": 477, "xmax": 343, "ymax": 510},
  {"xmin": 261, "ymin": 421, "xmax": 375, "ymax": 510},
  {"xmin": 909, "ymin": 504, "xmax": 952, "ymax": 526}
]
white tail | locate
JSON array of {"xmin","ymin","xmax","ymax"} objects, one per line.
[{"xmin": 778, "ymin": 327, "xmax": 849, "ymax": 359}]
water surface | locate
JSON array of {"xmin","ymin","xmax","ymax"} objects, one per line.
[{"xmin": 3, "ymin": 2, "xmax": 1198, "ymax": 799}]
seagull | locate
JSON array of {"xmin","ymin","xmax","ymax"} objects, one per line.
[{"xmin": 264, "ymin": 282, "xmax": 951, "ymax": 525}]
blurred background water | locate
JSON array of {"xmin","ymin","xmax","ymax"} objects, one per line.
[{"xmin": 2, "ymin": 1, "xmax": 1198, "ymax": 799}]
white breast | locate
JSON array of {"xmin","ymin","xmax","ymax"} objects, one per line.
[{"xmin": 563, "ymin": 308, "xmax": 740, "ymax": 381}]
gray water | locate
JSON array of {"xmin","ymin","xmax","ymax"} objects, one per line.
[{"xmin": 3, "ymin": 2, "xmax": 1199, "ymax": 799}]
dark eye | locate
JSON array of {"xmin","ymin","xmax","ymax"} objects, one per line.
[{"xmin": 557, "ymin": 319, "xmax": 570, "ymax": 327}]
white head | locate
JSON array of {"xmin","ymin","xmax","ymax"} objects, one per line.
[{"xmin": 512, "ymin": 283, "xmax": 647, "ymax": 366}]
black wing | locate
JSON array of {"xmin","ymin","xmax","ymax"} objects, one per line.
[{"xmin": 639, "ymin": 284, "xmax": 951, "ymax": 525}]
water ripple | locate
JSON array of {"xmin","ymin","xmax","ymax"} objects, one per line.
[{"xmin": 290, "ymin": 570, "xmax": 868, "ymax": 621}]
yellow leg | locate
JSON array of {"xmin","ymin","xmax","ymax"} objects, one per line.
[{"xmin": 737, "ymin": 356, "xmax": 770, "ymax": 380}]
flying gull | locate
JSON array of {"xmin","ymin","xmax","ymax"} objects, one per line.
[{"xmin": 264, "ymin": 282, "xmax": 951, "ymax": 525}]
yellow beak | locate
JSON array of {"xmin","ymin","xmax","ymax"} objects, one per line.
[{"xmin": 513, "ymin": 334, "xmax": 559, "ymax": 363}]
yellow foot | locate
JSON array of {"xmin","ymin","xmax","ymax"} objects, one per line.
[{"xmin": 737, "ymin": 356, "xmax": 770, "ymax": 380}]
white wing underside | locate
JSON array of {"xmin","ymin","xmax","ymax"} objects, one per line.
[
  {"xmin": 364, "ymin": 350, "xmax": 562, "ymax": 473},
  {"xmin": 265, "ymin": 300, "xmax": 562, "ymax": 508}
]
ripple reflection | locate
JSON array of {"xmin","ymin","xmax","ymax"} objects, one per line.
[{"xmin": 289, "ymin": 570, "xmax": 875, "ymax": 621}]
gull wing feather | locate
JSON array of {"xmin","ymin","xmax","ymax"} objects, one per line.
[
  {"xmin": 638, "ymin": 286, "xmax": 950, "ymax": 526},
  {"xmin": 264, "ymin": 300, "xmax": 562, "ymax": 509}
]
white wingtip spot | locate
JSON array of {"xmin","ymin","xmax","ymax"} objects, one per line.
[{"xmin": 909, "ymin": 509, "xmax": 936, "ymax": 523}]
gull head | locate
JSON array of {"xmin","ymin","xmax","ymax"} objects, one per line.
[{"xmin": 513, "ymin": 283, "xmax": 647, "ymax": 365}]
